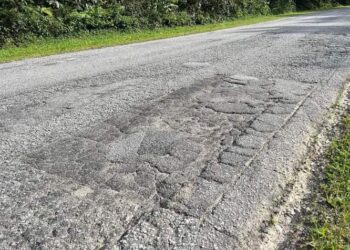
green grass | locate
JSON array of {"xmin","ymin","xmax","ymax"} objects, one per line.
[
  {"xmin": 0, "ymin": 11, "xmax": 309, "ymax": 63},
  {"xmin": 308, "ymin": 116, "xmax": 350, "ymax": 249}
]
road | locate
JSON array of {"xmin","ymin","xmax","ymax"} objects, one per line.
[{"xmin": 1, "ymin": 8, "xmax": 350, "ymax": 249}]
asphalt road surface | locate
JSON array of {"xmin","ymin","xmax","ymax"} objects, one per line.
[{"xmin": 1, "ymin": 8, "xmax": 350, "ymax": 249}]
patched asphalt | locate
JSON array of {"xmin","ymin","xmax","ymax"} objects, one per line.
[{"xmin": 1, "ymin": 8, "xmax": 350, "ymax": 249}]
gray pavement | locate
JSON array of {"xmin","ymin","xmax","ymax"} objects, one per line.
[{"xmin": 1, "ymin": 8, "xmax": 350, "ymax": 249}]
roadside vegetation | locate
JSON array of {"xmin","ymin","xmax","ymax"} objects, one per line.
[
  {"xmin": 1, "ymin": 0, "xmax": 349, "ymax": 62},
  {"xmin": 307, "ymin": 116, "xmax": 350, "ymax": 249},
  {"xmin": 0, "ymin": 12, "xmax": 308, "ymax": 63}
]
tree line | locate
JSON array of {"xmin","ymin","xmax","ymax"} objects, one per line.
[{"xmin": 1, "ymin": 0, "xmax": 349, "ymax": 47}]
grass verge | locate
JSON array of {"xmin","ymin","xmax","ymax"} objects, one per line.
[
  {"xmin": 307, "ymin": 116, "xmax": 350, "ymax": 249},
  {"xmin": 0, "ymin": 11, "xmax": 310, "ymax": 63}
]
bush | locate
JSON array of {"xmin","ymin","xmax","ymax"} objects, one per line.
[
  {"xmin": 116, "ymin": 16, "xmax": 142, "ymax": 30},
  {"xmin": 163, "ymin": 11, "xmax": 193, "ymax": 26},
  {"xmin": 0, "ymin": 3, "xmax": 66, "ymax": 46},
  {"xmin": 270, "ymin": 0, "xmax": 295, "ymax": 14}
]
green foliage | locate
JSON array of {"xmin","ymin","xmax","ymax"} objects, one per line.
[
  {"xmin": 0, "ymin": 0, "xmax": 348, "ymax": 47},
  {"xmin": 294, "ymin": 0, "xmax": 340, "ymax": 10},
  {"xmin": 0, "ymin": 2, "xmax": 66, "ymax": 46},
  {"xmin": 269, "ymin": 0, "xmax": 295, "ymax": 14}
]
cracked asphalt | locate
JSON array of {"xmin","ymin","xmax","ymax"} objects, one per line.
[{"xmin": 1, "ymin": 8, "xmax": 350, "ymax": 249}]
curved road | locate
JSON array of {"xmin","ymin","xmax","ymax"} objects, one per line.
[{"xmin": 1, "ymin": 8, "xmax": 350, "ymax": 249}]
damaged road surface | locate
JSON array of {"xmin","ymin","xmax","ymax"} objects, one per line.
[{"xmin": 1, "ymin": 8, "xmax": 350, "ymax": 249}]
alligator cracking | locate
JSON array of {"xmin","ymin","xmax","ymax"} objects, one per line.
[{"xmin": 9, "ymin": 73, "xmax": 316, "ymax": 248}]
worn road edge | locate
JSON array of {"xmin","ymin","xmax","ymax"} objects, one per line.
[
  {"xmin": 259, "ymin": 75, "xmax": 350, "ymax": 249},
  {"xmin": 230, "ymin": 61, "xmax": 350, "ymax": 248}
]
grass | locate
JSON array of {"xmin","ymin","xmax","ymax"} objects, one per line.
[
  {"xmin": 307, "ymin": 116, "xmax": 350, "ymax": 249},
  {"xmin": 0, "ymin": 11, "xmax": 310, "ymax": 63}
]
